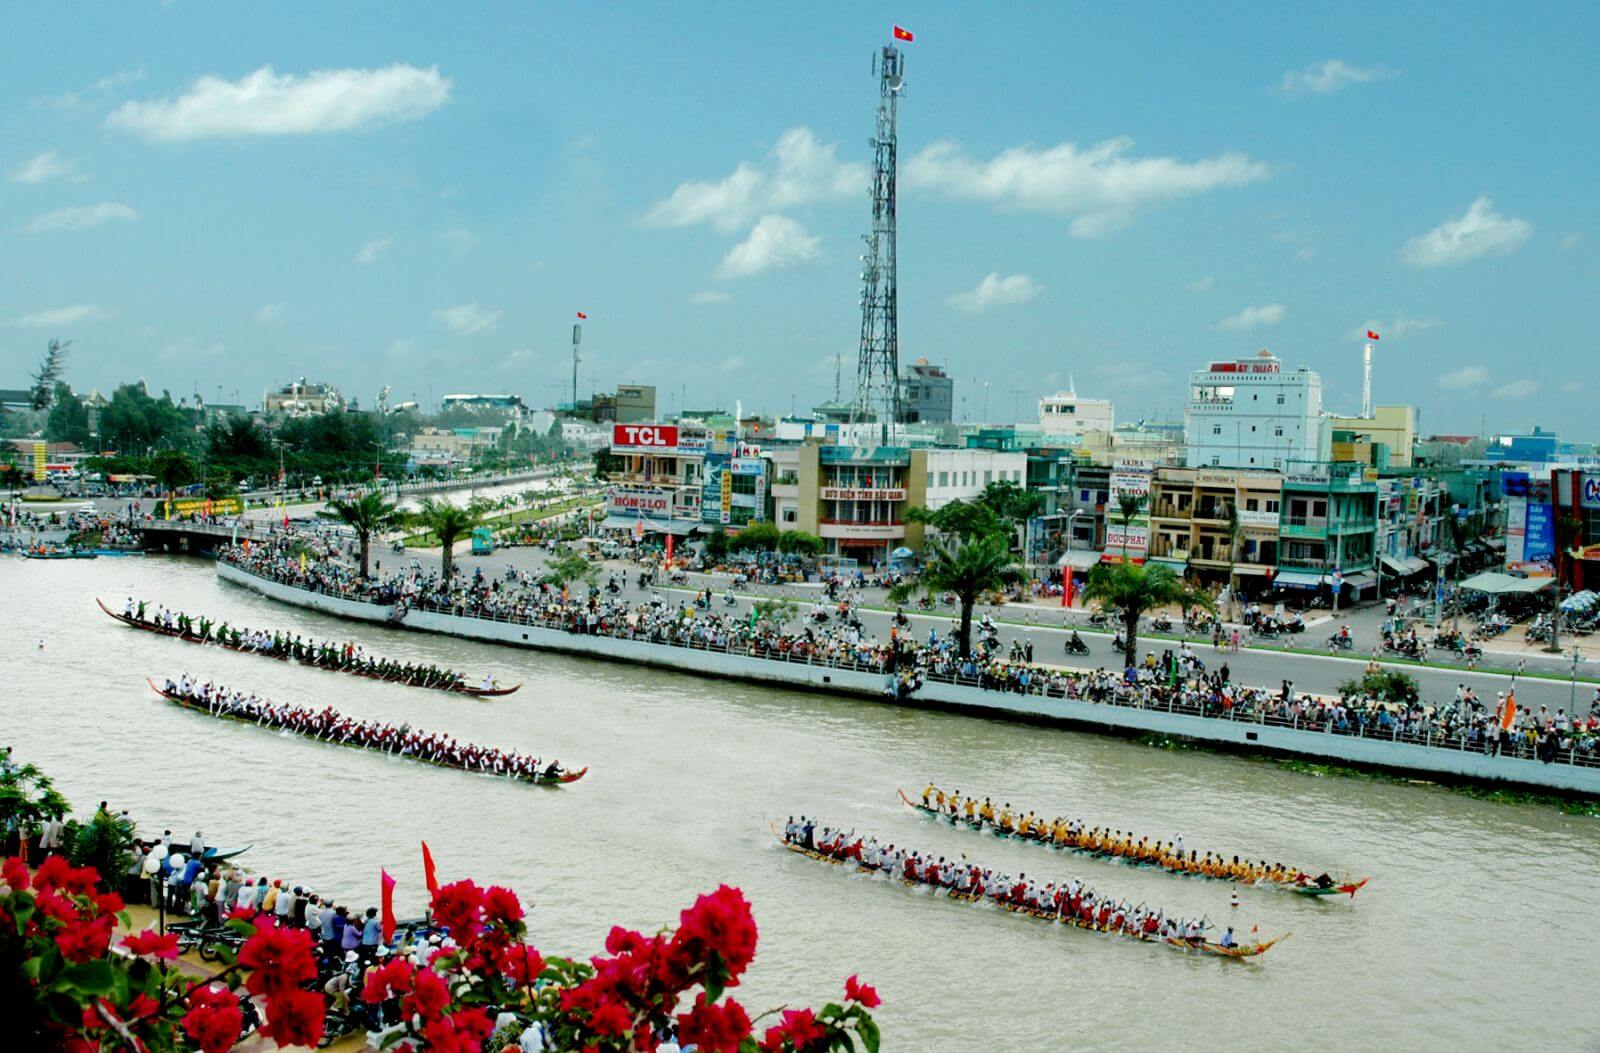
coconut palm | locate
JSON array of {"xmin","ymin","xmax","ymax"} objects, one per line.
[
  {"xmin": 1115, "ymin": 492, "xmax": 1147, "ymax": 558},
  {"xmin": 411, "ymin": 496, "xmax": 482, "ymax": 583},
  {"xmin": 890, "ymin": 531, "xmax": 1021, "ymax": 658},
  {"xmin": 1221, "ymin": 498, "xmax": 1243, "ymax": 619},
  {"xmin": 316, "ymin": 489, "xmax": 403, "ymax": 578},
  {"xmin": 1083, "ymin": 561, "xmax": 1215, "ymax": 668}
]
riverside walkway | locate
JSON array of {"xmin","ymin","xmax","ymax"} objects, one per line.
[{"xmin": 214, "ymin": 560, "xmax": 1600, "ymax": 796}]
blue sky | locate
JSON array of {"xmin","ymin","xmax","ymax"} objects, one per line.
[{"xmin": 3, "ymin": 2, "xmax": 1594, "ymax": 435}]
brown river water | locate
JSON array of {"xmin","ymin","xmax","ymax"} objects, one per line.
[{"xmin": 3, "ymin": 556, "xmax": 1597, "ymax": 1050}]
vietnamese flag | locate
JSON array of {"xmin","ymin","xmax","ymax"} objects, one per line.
[
  {"xmin": 421, "ymin": 840, "xmax": 440, "ymax": 897},
  {"xmin": 1366, "ymin": 329, "xmax": 1380, "ymax": 341},
  {"xmin": 380, "ymin": 869, "xmax": 397, "ymax": 943},
  {"xmin": 893, "ymin": 25, "xmax": 913, "ymax": 41},
  {"xmin": 576, "ymin": 311, "xmax": 587, "ymax": 320}
]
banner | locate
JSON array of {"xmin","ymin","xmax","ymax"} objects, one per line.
[
  {"xmin": 32, "ymin": 442, "xmax": 46, "ymax": 482},
  {"xmin": 155, "ymin": 495, "xmax": 245, "ymax": 519}
]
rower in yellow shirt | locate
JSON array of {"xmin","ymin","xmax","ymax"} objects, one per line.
[
  {"xmin": 963, "ymin": 797, "xmax": 977, "ymax": 821},
  {"xmin": 979, "ymin": 798, "xmax": 995, "ymax": 823},
  {"xmin": 998, "ymin": 805, "xmax": 1015, "ymax": 833},
  {"xmin": 922, "ymin": 782, "xmax": 937, "ymax": 807}
]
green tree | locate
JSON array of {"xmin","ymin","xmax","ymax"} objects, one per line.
[
  {"xmin": 542, "ymin": 549, "xmax": 600, "ymax": 592},
  {"xmin": 1082, "ymin": 561, "xmax": 1214, "ymax": 668},
  {"xmin": 44, "ymin": 384, "xmax": 90, "ymax": 446},
  {"xmin": 317, "ymin": 489, "xmax": 403, "ymax": 577},
  {"xmin": 1338, "ymin": 669, "xmax": 1420, "ymax": 704},
  {"xmin": 411, "ymin": 496, "xmax": 481, "ymax": 582},
  {"xmin": 703, "ymin": 526, "xmax": 730, "ymax": 562},
  {"xmin": 69, "ymin": 808, "xmax": 135, "ymax": 888},
  {"xmin": 752, "ymin": 597, "xmax": 798, "ymax": 631},
  {"xmin": 28, "ymin": 339, "xmax": 70, "ymax": 411},
  {"xmin": 97, "ymin": 383, "xmax": 196, "ymax": 456},
  {"xmin": 206, "ymin": 414, "xmax": 269, "ymax": 460},
  {"xmin": 777, "ymin": 530, "xmax": 824, "ymax": 557},
  {"xmin": 890, "ymin": 532, "xmax": 1021, "ymax": 658},
  {"xmin": 1114, "ymin": 492, "xmax": 1147, "ymax": 558},
  {"xmin": 0, "ymin": 761, "xmax": 70, "ymax": 856},
  {"xmin": 904, "ymin": 498, "xmax": 1003, "ymax": 542},
  {"xmin": 978, "ymin": 479, "xmax": 1044, "ymax": 526},
  {"xmin": 1220, "ymin": 498, "xmax": 1242, "ymax": 619},
  {"xmin": 151, "ymin": 450, "xmax": 197, "ymax": 494},
  {"xmin": 728, "ymin": 521, "xmax": 781, "ymax": 553},
  {"xmin": 592, "ymin": 448, "xmax": 624, "ymax": 481}
]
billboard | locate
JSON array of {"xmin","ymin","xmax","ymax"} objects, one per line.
[
  {"xmin": 607, "ymin": 487, "xmax": 675, "ymax": 518},
  {"xmin": 611, "ymin": 424, "xmax": 680, "ymax": 452},
  {"xmin": 156, "ymin": 496, "xmax": 245, "ymax": 519},
  {"xmin": 1104, "ymin": 522, "xmax": 1149, "ymax": 557},
  {"xmin": 33, "ymin": 442, "xmax": 46, "ymax": 482},
  {"xmin": 1524, "ymin": 501, "xmax": 1555, "ymax": 563}
]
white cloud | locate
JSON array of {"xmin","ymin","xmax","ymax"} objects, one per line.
[
  {"xmin": 1560, "ymin": 233, "xmax": 1581, "ymax": 250},
  {"xmin": 1186, "ymin": 275, "xmax": 1214, "ymax": 292},
  {"xmin": 442, "ymin": 228, "xmax": 477, "ymax": 254},
  {"xmin": 1279, "ymin": 60, "xmax": 1396, "ymax": 95},
  {"xmin": 159, "ymin": 339, "xmax": 226, "ymax": 365},
  {"xmin": 1215, "ymin": 304, "xmax": 1285, "ymax": 331},
  {"xmin": 903, "ymin": 136, "xmax": 1268, "ymax": 237},
  {"xmin": 25, "ymin": 202, "xmax": 139, "ymax": 232},
  {"xmin": 435, "ymin": 302, "xmax": 503, "ymax": 336},
  {"xmin": 1401, "ymin": 197, "xmax": 1531, "ymax": 268},
  {"xmin": 946, "ymin": 273, "xmax": 1042, "ymax": 313},
  {"xmin": 1437, "ymin": 365, "xmax": 1488, "ymax": 390},
  {"xmin": 1494, "ymin": 379, "xmax": 1539, "ymax": 399},
  {"xmin": 1355, "ymin": 315, "xmax": 1443, "ymax": 340},
  {"xmin": 107, "ymin": 64, "xmax": 450, "ymax": 141},
  {"xmin": 716, "ymin": 215, "xmax": 821, "ymax": 279},
  {"xmin": 11, "ymin": 150, "xmax": 83, "ymax": 184},
  {"xmin": 689, "ymin": 290, "xmax": 732, "ymax": 305},
  {"xmin": 36, "ymin": 67, "xmax": 145, "ymax": 112},
  {"xmin": 646, "ymin": 127, "xmax": 866, "ymax": 233},
  {"xmin": 11, "ymin": 304, "xmax": 102, "ymax": 328},
  {"xmin": 355, "ymin": 237, "xmax": 394, "ymax": 265},
  {"xmin": 254, "ymin": 303, "xmax": 283, "ymax": 324},
  {"xmin": 1562, "ymin": 379, "xmax": 1583, "ymax": 393},
  {"xmin": 719, "ymin": 355, "xmax": 747, "ymax": 373}
]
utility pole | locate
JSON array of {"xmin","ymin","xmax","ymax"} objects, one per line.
[
  {"xmin": 571, "ymin": 320, "xmax": 582, "ymax": 409},
  {"xmin": 850, "ymin": 37, "xmax": 906, "ymax": 442}
]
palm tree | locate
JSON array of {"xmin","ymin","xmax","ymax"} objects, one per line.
[
  {"xmin": 317, "ymin": 489, "xmax": 403, "ymax": 578},
  {"xmin": 1083, "ymin": 561, "xmax": 1215, "ymax": 669},
  {"xmin": 411, "ymin": 496, "xmax": 482, "ymax": 583},
  {"xmin": 1115, "ymin": 492, "xmax": 1147, "ymax": 559},
  {"xmin": 890, "ymin": 532, "xmax": 1021, "ymax": 658},
  {"xmin": 1221, "ymin": 498, "xmax": 1243, "ymax": 620}
]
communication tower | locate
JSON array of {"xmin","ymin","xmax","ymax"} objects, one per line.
[{"xmin": 849, "ymin": 42, "xmax": 906, "ymax": 439}]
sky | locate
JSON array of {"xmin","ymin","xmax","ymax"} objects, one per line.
[{"xmin": 2, "ymin": 2, "xmax": 1595, "ymax": 436}]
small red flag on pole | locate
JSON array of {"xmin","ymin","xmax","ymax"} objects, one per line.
[
  {"xmin": 421, "ymin": 840, "xmax": 439, "ymax": 897},
  {"xmin": 576, "ymin": 311, "xmax": 588, "ymax": 320},
  {"xmin": 892, "ymin": 25, "xmax": 914, "ymax": 41},
  {"xmin": 1366, "ymin": 330, "xmax": 1380, "ymax": 341},
  {"xmin": 380, "ymin": 869, "xmax": 397, "ymax": 943}
]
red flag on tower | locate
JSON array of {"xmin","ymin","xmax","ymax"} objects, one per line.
[
  {"xmin": 1366, "ymin": 330, "xmax": 1380, "ymax": 341},
  {"xmin": 893, "ymin": 25, "xmax": 914, "ymax": 41},
  {"xmin": 576, "ymin": 311, "xmax": 588, "ymax": 320},
  {"xmin": 380, "ymin": 869, "xmax": 397, "ymax": 943}
]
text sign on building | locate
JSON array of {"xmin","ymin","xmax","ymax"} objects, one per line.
[
  {"xmin": 1207, "ymin": 361, "xmax": 1280, "ymax": 374},
  {"xmin": 1238, "ymin": 510, "xmax": 1280, "ymax": 530},
  {"xmin": 1104, "ymin": 523, "xmax": 1149, "ymax": 556},
  {"xmin": 1583, "ymin": 475, "xmax": 1600, "ymax": 510},
  {"xmin": 820, "ymin": 487, "xmax": 907, "ymax": 501},
  {"xmin": 611, "ymin": 424, "xmax": 679, "ymax": 451},
  {"xmin": 607, "ymin": 487, "xmax": 675, "ymax": 517}
]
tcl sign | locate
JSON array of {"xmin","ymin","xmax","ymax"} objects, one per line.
[
  {"xmin": 612, "ymin": 424, "xmax": 679, "ymax": 450},
  {"xmin": 1583, "ymin": 475, "xmax": 1600, "ymax": 510}
]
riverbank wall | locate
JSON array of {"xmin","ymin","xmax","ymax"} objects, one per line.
[{"xmin": 215, "ymin": 562, "xmax": 1600, "ymax": 796}]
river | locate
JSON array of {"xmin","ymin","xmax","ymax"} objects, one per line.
[{"xmin": 4, "ymin": 556, "xmax": 1597, "ymax": 1050}]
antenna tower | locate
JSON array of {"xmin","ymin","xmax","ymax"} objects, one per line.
[{"xmin": 849, "ymin": 41, "xmax": 906, "ymax": 440}]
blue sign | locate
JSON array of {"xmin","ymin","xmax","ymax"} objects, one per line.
[{"xmin": 1524, "ymin": 501, "xmax": 1555, "ymax": 562}]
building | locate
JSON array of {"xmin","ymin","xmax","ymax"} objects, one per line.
[
  {"xmin": 602, "ymin": 421, "xmax": 708, "ymax": 537},
  {"xmin": 1184, "ymin": 350, "xmax": 1328, "ymax": 471},
  {"xmin": 1076, "ymin": 423, "xmax": 1186, "ymax": 467},
  {"xmin": 1327, "ymin": 405, "xmax": 1418, "ymax": 468},
  {"xmin": 1275, "ymin": 463, "xmax": 1378, "ymax": 601},
  {"xmin": 263, "ymin": 380, "xmax": 342, "ymax": 417},
  {"xmin": 898, "ymin": 359, "xmax": 953, "ymax": 423},
  {"xmin": 408, "ymin": 426, "xmax": 503, "ymax": 464},
  {"xmin": 0, "ymin": 389, "xmax": 34, "ymax": 413},
  {"xmin": 439, "ymin": 394, "xmax": 527, "ymax": 417},
  {"xmin": 1146, "ymin": 466, "xmax": 1283, "ymax": 587},
  {"xmin": 1038, "ymin": 389, "xmax": 1114, "ymax": 440}
]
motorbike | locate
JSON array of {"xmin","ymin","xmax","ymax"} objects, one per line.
[
  {"xmin": 1087, "ymin": 611, "xmax": 1110, "ymax": 628},
  {"xmin": 892, "ymin": 609, "xmax": 910, "ymax": 629},
  {"xmin": 1150, "ymin": 616, "xmax": 1173, "ymax": 633},
  {"xmin": 390, "ymin": 540, "xmax": 404, "ymax": 553},
  {"xmin": 1064, "ymin": 633, "xmax": 1091, "ymax": 656},
  {"xmin": 721, "ymin": 593, "xmax": 738, "ymax": 607},
  {"xmin": 1326, "ymin": 633, "xmax": 1354, "ymax": 650}
]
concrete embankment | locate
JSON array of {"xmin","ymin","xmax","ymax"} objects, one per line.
[{"xmin": 216, "ymin": 562, "xmax": 1600, "ymax": 797}]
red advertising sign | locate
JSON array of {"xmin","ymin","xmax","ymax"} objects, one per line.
[{"xmin": 612, "ymin": 423, "xmax": 680, "ymax": 450}]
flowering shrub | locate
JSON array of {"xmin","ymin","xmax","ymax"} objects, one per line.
[{"xmin": 1, "ymin": 857, "xmax": 880, "ymax": 1052}]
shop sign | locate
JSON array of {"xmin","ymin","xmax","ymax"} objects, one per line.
[{"xmin": 611, "ymin": 424, "xmax": 680, "ymax": 451}]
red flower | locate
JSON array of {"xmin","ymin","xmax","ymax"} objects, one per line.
[
  {"xmin": 496, "ymin": 942, "xmax": 546, "ymax": 986},
  {"xmin": 589, "ymin": 999, "xmax": 634, "ymax": 1037},
  {"xmin": 32, "ymin": 855, "xmax": 72, "ymax": 892},
  {"xmin": 127, "ymin": 993, "xmax": 160, "ymax": 1019},
  {"xmin": 2, "ymin": 856, "xmax": 28, "ymax": 890},
  {"xmin": 55, "ymin": 915, "xmax": 115, "ymax": 963},
  {"xmin": 122, "ymin": 928, "xmax": 181, "ymax": 961},
  {"xmin": 760, "ymin": 1008, "xmax": 828, "ymax": 1052},
  {"xmin": 402, "ymin": 965, "xmax": 450, "ymax": 1020},
  {"xmin": 238, "ymin": 919, "xmax": 317, "ymax": 997},
  {"xmin": 483, "ymin": 884, "xmax": 524, "ymax": 925},
  {"xmin": 182, "ymin": 985, "xmax": 244, "ymax": 1053},
  {"xmin": 420, "ymin": 1007, "xmax": 496, "ymax": 1053},
  {"xmin": 432, "ymin": 879, "xmax": 486, "ymax": 936},
  {"xmin": 361, "ymin": 959, "xmax": 416, "ymax": 1004},
  {"xmin": 844, "ymin": 974, "xmax": 881, "ymax": 1009},
  {"xmin": 672, "ymin": 885, "xmax": 758, "ymax": 986},
  {"xmin": 677, "ymin": 993, "xmax": 753, "ymax": 1053},
  {"xmin": 260, "ymin": 987, "xmax": 325, "ymax": 1048}
]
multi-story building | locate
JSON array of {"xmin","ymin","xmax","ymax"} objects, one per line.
[
  {"xmin": 1274, "ymin": 463, "xmax": 1378, "ymax": 601},
  {"xmin": 1327, "ymin": 405, "xmax": 1417, "ymax": 468},
  {"xmin": 1146, "ymin": 467, "xmax": 1283, "ymax": 590},
  {"xmin": 264, "ymin": 380, "xmax": 342, "ymax": 417},
  {"xmin": 899, "ymin": 359, "xmax": 953, "ymax": 423},
  {"xmin": 1038, "ymin": 390, "xmax": 1114, "ymax": 441},
  {"xmin": 601, "ymin": 421, "xmax": 707, "ymax": 538},
  {"xmin": 439, "ymin": 394, "xmax": 526, "ymax": 418},
  {"xmin": 1184, "ymin": 350, "xmax": 1328, "ymax": 471}
]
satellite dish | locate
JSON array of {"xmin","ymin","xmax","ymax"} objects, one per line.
[{"xmin": 886, "ymin": 74, "xmax": 904, "ymax": 92}]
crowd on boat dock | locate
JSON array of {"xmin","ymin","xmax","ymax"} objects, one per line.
[
  {"xmin": 155, "ymin": 675, "xmax": 570, "ymax": 783},
  {"xmin": 116, "ymin": 597, "xmax": 501, "ymax": 692},
  {"xmin": 219, "ymin": 542, "xmax": 1600, "ymax": 768},
  {"xmin": 780, "ymin": 817, "xmax": 1266, "ymax": 955}
]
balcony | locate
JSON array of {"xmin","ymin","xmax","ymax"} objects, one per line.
[
  {"xmin": 1280, "ymin": 515, "xmax": 1328, "ymax": 538},
  {"xmin": 1149, "ymin": 503, "xmax": 1189, "ymax": 521},
  {"xmin": 1278, "ymin": 554, "xmax": 1327, "ymax": 570}
]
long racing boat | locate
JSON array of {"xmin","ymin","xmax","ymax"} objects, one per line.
[
  {"xmin": 148, "ymin": 678, "xmax": 583, "ymax": 786},
  {"xmin": 102, "ymin": 599, "xmax": 519, "ymax": 698},
  {"xmin": 898, "ymin": 789, "xmax": 1368, "ymax": 899},
  {"xmin": 773, "ymin": 822, "xmax": 1284, "ymax": 960}
]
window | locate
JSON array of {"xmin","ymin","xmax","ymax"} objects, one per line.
[
  {"xmin": 1212, "ymin": 425, "xmax": 1222, "ymax": 435},
  {"xmin": 927, "ymin": 472, "xmax": 934, "ymax": 487},
  {"xmin": 781, "ymin": 508, "xmax": 797, "ymax": 523},
  {"xmin": 938, "ymin": 471, "xmax": 948, "ymax": 487},
  {"xmin": 983, "ymin": 470, "xmax": 993, "ymax": 484},
  {"xmin": 1276, "ymin": 394, "xmax": 1285, "ymax": 405},
  {"xmin": 1211, "ymin": 456, "xmax": 1221, "ymax": 466},
  {"xmin": 1250, "ymin": 425, "xmax": 1256, "ymax": 432},
  {"xmin": 1274, "ymin": 427, "xmax": 1284, "ymax": 437}
]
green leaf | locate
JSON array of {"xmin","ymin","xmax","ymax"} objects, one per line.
[
  {"xmin": 857, "ymin": 1015, "xmax": 881, "ymax": 1053},
  {"xmin": 12, "ymin": 900, "xmax": 34, "ymax": 934},
  {"xmin": 60, "ymin": 959, "xmax": 115, "ymax": 997}
]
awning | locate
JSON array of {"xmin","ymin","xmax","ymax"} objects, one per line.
[
  {"xmin": 1459, "ymin": 571, "xmax": 1553, "ymax": 595},
  {"xmin": 1343, "ymin": 571, "xmax": 1377, "ymax": 590},
  {"xmin": 1098, "ymin": 551, "xmax": 1145, "ymax": 565},
  {"xmin": 599, "ymin": 515, "xmax": 700, "ymax": 536},
  {"xmin": 1057, "ymin": 549, "xmax": 1100, "ymax": 570},
  {"xmin": 1273, "ymin": 570, "xmax": 1325, "ymax": 588},
  {"xmin": 1149, "ymin": 557, "xmax": 1188, "ymax": 572},
  {"xmin": 1428, "ymin": 552, "xmax": 1457, "ymax": 567},
  {"xmin": 1232, "ymin": 564, "xmax": 1274, "ymax": 576},
  {"xmin": 1380, "ymin": 554, "xmax": 1429, "ymax": 576}
]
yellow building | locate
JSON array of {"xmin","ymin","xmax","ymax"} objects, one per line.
[{"xmin": 1326, "ymin": 405, "xmax": 1416, "ymax": 468}]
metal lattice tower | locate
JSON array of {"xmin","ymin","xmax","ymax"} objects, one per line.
[{"xmin": 850, "ymin": 43, "xmax": 905, "ymax": 438}]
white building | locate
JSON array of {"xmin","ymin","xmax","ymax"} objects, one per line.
[
  {"xmin": 1184, "ymin": 350, "xmax": 1329, "ymax": 471},
  {"xmin": 922, "ymin": 448, "xmax": 1028, "ymax": 510},
  {"xmin": 1038, "ymin": 388, "xmax": 1114, "ymax": 440}
]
